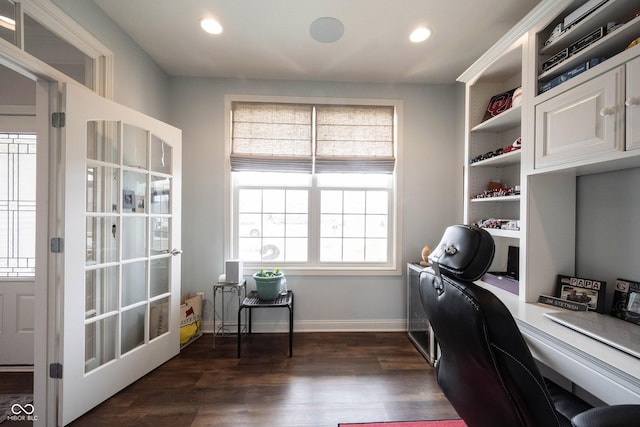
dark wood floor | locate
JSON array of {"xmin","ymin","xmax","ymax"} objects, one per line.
[{"xmin": 3, "ymin": 332, "xmax": 460, "ymax": 427}]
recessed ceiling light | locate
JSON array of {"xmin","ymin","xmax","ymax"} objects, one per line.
[
  {"xmin": 410, "ymin": 27, "xmax": 431, "ymax": 43},
  {"xmin": 200, "ymin": 18, "xmax": 223, "ymax": 35}
]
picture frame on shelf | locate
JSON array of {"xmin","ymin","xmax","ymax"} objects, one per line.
[{"xmin": 555, "ymin": 274, "xmax": 606, "ymax": 313}]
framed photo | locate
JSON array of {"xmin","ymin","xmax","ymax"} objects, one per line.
[
  {"xmin": 135, "ymin": 195, "xmax": 145, "ymax": 212},
  {"xmin": 555, "ymin": 275, "xmax": 606, "ymax": 313},
  {"xmin": 122, "ymin": 189, "xmax": 135, "ymax": 209},
  {"xmin": 611, "ymin": 279, "xmax": 640, "ymax": 325}
]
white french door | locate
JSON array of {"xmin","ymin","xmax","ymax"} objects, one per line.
[{"xmin": 56, "ymin": 82, "xmax": 182, "ymax": 425}]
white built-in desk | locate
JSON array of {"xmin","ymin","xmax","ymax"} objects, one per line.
[{"xmin": 477, "ymin": 280, "xmax": 640, "ymax": 405}]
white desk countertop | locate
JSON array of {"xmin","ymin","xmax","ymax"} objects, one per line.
[{"xmin": 476, "ymin": 280, "xmax": 640, "ymax": 405}]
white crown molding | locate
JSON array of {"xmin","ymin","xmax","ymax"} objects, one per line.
[{"xmin": 457, "ymin": 0, "xmax": 576, "ymax": 83}]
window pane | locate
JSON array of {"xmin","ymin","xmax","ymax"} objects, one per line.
[
  {"xmin": 85, "ymin": 266, "xmax": 118, "ymax": 318},
  {"xmin": 23, "ymin": 13, "xmax": 93, "ymax": 89},
  {"xmin": 121, "ymin": 304, "xmax": 146, "ymax": 354},
  {"xmin": 150, "ymin": 176, "xmax": 170, "ymax": 214},
  {"xmin": 319, "ymin": 189, "xmax": 389, "ymax": 263},
  {"xmin": 344, "ymin": 191, "xmax": 365, "ymax": 214},
  {"xmin": 150, "ymin": 135, "xmax": 172, "ymax": 174},
  {"xmin": 86, "ymin": 166, "xmax": 119, "ymax": 213},
  {"xmin": 321, "ymin": 191, "xmax": 342, "ymax": 214},
  {"xmin": 122, "ymin": 261, "xmax": 147, "ymax": 306},
  {"xmin": 0, "ymin": 0, "xmax": 16, "ymax": 45},
  {"xmin": 343, "ymin": 214, "xmax": 364, "ymax": 237},
  {"xmin": 86, "ymin": 216, "xmax": 117, "ymax": 265},
  {"xmin": 366, "ymin": 238, "xmax": 387, "ymax": 262},
  {"xmin": 237, "ymin": 187, "xmax": 309, "ymax": 262}
]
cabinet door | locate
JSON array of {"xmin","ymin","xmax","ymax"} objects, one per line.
[
  {"xmin": 627, "ymin": 56, "xmax": 640, "ymax": 151},
  {"xmin": 535, "ymin": 66, "xmax": 625, "ymax": 168}
]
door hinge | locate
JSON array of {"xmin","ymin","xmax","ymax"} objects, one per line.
[
  {"xmin": 49, "ymin": 363, "xmax": 63, "ymax": 379},
  {"xmin": 51, "ymin": 112, "xmax": 65, "ymax": 128},
  {"xmin": 50, "ymin": 237, "xmax": 64, "ymax": 253}
]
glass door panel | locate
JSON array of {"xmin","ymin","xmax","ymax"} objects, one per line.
[
  {"xmin": 85, "ymin": 216, "xmax": 118, "ymax": 265},
  {"xmin": 84, "ymin": 316, "xmax": 117, "ymax": 373},
  {"xmin": 121, "ymin": 305, "xmax": 146, "ymax": 354},
  {"xmin": 150, "ymin": 176, "xmax": 170, "ymax": 214},
  {"xmin": 122, "ymin": 170, "xmax": 146, "ymax": 214},
  {"xmin": 123, "ymin": 124, "xmax": 148, "ymax": 169},
  {"xmin": 150, "ymin": 258, "xmax": 170, "ymax": 297},
  {"xmin": 85, "ymin": 266, "xmax": 118, "ymax": 319},
  {"xmin": 151, "ymin": 217, "xmax": 169, "ymax": 255},
  {"xmin": 121, "ymin": 217, "xmax": 146, "ymax": 260},
  {"xmin": 86, "ymin": 165, "xmax": 119, "ymax": 213},
  {"xmin": 151, "ymin": 135, "xmax": 172, "ymax": 174},
  {"xmin": 121, "ymin": 261, "xmax": 147, "ymax": 306},
  {"xmin": 87, "ymin": 121, "xmax": 119, "ymax": 163},
  {"xmin": 149, "ymin": 297, "xmax": 170, "ymax": 339}
]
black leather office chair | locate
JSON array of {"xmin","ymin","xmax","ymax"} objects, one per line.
[{"xmin": 418, "ymin": 224, "xmax": 640, "ymax": 427}]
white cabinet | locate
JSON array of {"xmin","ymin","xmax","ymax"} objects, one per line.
[
  {"xmin": 534, "ymin": 65, "xmax": 624, "ymax": 168},
  {"xmin": 626, "ymin": 56, "xmax": 640, "ymax": 151}
]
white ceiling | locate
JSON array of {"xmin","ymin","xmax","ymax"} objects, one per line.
[{"xmin": 94, "ymin": 0, "xmax": 541, "ymax": 85}]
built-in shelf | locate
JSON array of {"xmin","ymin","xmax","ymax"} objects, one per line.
[
  {"xmin": 471, "ymin": 105, "xmax": 521, "ymax": 132},
  {"xmin": 538, "ymin": 16, "xmax": 640, "ymax": 82},
  {"xmin": 470, "ymin": 150, "xmax": 521, "ymax": 167},
  {"xmin": 471, "ymin": 195, "xmax": 521, "ymax": 203},
  {"xmin": 484, "ymin": 228, "xmax": 520, "ymax": 239}
]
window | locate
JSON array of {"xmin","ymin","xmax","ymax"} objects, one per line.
[
  {"xmin": 228, "ymin": 98, "xmax": 400, "ymax": 272},
  {"xmin": 0, "ymin": 132, "xmax": 36, "ymax": 277}
]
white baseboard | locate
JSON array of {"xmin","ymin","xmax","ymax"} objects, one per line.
[{"xmin": 201, "ymin": 319, "xmax": 406, "ymax": 334}]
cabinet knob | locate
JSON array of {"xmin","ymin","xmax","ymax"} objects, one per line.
[
  {"xmin": 599, "ymin": 106, "xmax": 616, "ymax": 116},
  {"xmin": 625, "ymin": 96, "xmax": 640, "ymax": 107}
]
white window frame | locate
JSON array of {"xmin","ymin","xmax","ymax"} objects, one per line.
[{"xmin": 224, "ymin": 95, "xmax": 403, "ymax": 275}]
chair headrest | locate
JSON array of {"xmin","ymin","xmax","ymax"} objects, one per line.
[{"xmin": 428, "ymin": 224, "xmax": 495, "ymax": 282}]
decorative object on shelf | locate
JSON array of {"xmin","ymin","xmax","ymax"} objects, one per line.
[
  {"xmin": 555, "ymin": 274, "xmax": 607, "ymax": 313},
  {"xmin": 511, "ymin": 86, "xmax": 523, "ymax": 107},
  {"xmin": 253, "ymin": 268, "xmax": 284, "ymax": 300},
  {"xmin": 627, "ymin": 36, "xmax": 640, "ymax": 50},
  {"xmin": 539, "ymin": 57, "xmax": 606, "ymax": 94},
  {"xmin": 542, "ymin": 47, "xmax": 569, "ymax": 72},
  {"xmin": 569, "ymin": 26, "xmax": 605, "ymax": 56},
  {"xmin": 420, "ymin": 245, "xmax": 432, "ymax": 266},
  {"xmin": 563, "ymin": 0, "xmax": 609, "ymax": 30},
  {"xmin": 611, "ymin": 278, "xmax": 640, "ymax": 325},
  {"xmin": 473, "ymin": 182, "xmax": 520, "ymax": 199},
  {"xmin": 475, "ymin": 218, "xmax": 520, "ymax": 231},
  {"xmin": 538, "ymin": 294, "xmax": 590, "ymax": 311},
  {"xmin": 545, "ymin": 22, "xmax": 564, "ymax": 46},
  {"xmin": 482, "ymin": 87, "xmax": 518, "ymax": 122},
  {"xmin": 469, "ymin": 137, "xmax": 521, "ymax": 164}
]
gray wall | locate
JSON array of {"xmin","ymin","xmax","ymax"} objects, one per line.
[
  {"xmin": 52, "ymin": 0, "xmax": 171, "ymax": 122},
  {"xmin": 576, "ymin": 167, "xmax": 640, "ymax": 311},
  {"xmin": 169, "ymin": 77, "xmax": 463, "ymax": 330},
  {"xmin": 51, "ymin": 0, "xmax": 465, "ymax": 331}
]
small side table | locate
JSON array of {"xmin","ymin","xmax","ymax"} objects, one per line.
[
  {"xmin": 237, "ymin": 291, "xmax": 294, "ymax": 358},
  {"xmin": 212, "ymin": 280, "xmax": 246, "ymax": 348}
]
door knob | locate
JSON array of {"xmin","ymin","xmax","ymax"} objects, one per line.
[
  {"xmin": 171, "ymin": 248, "xmax": 183, "ymax": 256},
  {"xmin": 599, "ymin": 106, "xmax": 616, "ymax": 116}
]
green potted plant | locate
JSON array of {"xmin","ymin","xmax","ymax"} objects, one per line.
[{"xmin": 252, "ymin": 267, "xmax": 284, "ymax": 300}]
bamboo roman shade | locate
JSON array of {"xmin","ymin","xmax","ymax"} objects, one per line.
[
  {"xmin": 315, "ymin": 105, "xmax": 395, "ymax": 173},
  {"xmin": 231, "ymin": 102, "xmax": 313, "ymax": 173},
  {"xmin": 231, "ymin": 102, "xmax": 395, "ymax": 174}
]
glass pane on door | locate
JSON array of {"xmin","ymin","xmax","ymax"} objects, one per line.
[
  {"xmin": 87, "ymin": 121, "xmax": 119, "ymax": 164},
  {"xmin": 123, "ymin": 124, "xmax": 148, "ymax": 169},
  {"xmin": 151, "ymin": 135, "xmax": 172, "ymax": 174},
  {"xmin": 121, "ymin": 305, "xmax": 146, "ymax": 354}
]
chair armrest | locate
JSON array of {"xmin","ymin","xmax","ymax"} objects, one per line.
[{"xmin": 571, "ymin": 405, "xmax": 640, "ymax": 427}]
